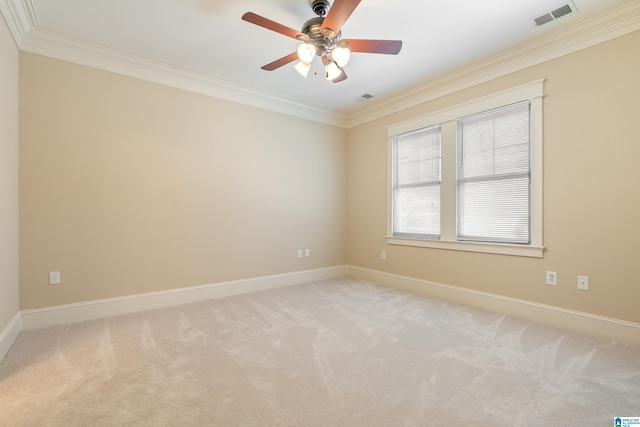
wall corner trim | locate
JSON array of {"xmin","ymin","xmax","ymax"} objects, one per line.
[
  {"xmin": 20, "ymin": 266, "xmax": 348, "ymax": 330},
  {"xmin": 346, "ymin": 266, "xmax": 640, "ymax": 347},
  {"xmin": 0, "ymin": 312, "xmax": 22, "ymax": 362}
]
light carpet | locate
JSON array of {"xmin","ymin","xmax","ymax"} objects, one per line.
[{"xmin": 1, "ymin": 276, "xmax": 639, "ymax": 426}]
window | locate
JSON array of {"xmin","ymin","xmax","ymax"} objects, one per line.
[
  {"xmin": 457, "ymin": 102, "xmax": 531, "ymax": 244},
  {"xmin": 387, "ymin": 80, "xmax": 544, "ymax": 257},
  {"xmin": 392, "ymin": 125, "xmax": 441, "ymax": 238}
]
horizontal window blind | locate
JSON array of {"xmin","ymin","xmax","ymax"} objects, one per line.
[
  {"xmin": 457, "ymin": 101, "xmax": 531, "ymax": 244},
  {"xmin": 393, "ymin": 125, "xmax": 441, "ymax": 238}
]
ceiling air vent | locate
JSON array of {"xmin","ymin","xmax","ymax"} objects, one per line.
[
  {"xmin": 356, "ymin": 93, "xmax": 374, "ymax": 102},
  {"xmin": 533, "ymin": 1, "xmax": 577, "ymax": 27}
]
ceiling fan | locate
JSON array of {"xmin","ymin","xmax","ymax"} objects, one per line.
[{"xmin": 242, "ymin": 0, "xmax": 402, "ymax": 83}]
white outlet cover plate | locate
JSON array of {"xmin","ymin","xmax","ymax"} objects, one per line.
[
  {"xmin": 578, "ymin": 275, "xmax": 590, "ymax": 290},
  {"xmin": 49, "ymin": 271, "xmax": 61, "ymax": 285}
]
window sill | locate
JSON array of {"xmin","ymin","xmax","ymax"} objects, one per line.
[{"xmin": 386, "ymin": 236, "xmax": 545, "ymax": 258}]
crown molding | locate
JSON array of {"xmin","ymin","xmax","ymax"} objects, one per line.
[
  {"xmin": 3, "ymin": 0, "xmax": 639, "ymax": 129},
  {"xmin": 18, "ymin": 27, "xmax": 347, "ymax": 127},
  {"xmin": 344, "ymin": 0, "xmax": 640, "ymax": 128},
  {"xmin": 0, "ymin": 0, "xmax": 36, "ymax": 44}
]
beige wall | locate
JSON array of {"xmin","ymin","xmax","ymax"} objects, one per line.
[
  {"xmin": 16, "ymin": 30, "xmax": 640, "ymax": 326},
  {"xmin": 19, "ymin": 53, "xmax": 347, "ymax": 309},
  {"xmin": 0, "ymin": 16, "xmax": 19, "ymax": 330},
  {"xmin": 347, "ymin": 30, "xmax": 640, "ymax": 324}
]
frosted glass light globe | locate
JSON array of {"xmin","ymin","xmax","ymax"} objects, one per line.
[{"xmin": 297, "ymin": 43, "xmax": 317, "ymax": 64}]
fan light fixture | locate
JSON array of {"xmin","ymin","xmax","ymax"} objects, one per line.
[
  {"xmin": 294, "ymin": 60, "xmax": 312, "ymax": 77},
  {"xmin": 325, "ymin": 60, "xmax": 341, "ymax": 80},
  {"xmin": 297, "ymin": 42, "xmax": 317, "ymax": 64},
  {"xmin": 332, "ymin": 42, "xmax": 351, "ymax": 68},
  {"xmin": 295, "ymin": 41, "xmax": 350, "ymax": 81}
]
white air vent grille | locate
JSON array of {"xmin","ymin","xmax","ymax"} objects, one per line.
[
  {"xmin": 534, "ymin": 13, "xmax": 555, "ymax": 26},
  {"xmin": 533, "ymin": 1, "xmax": 577, "ymax": 27},
  {"xmin": 552, "ymin": 4, "xmax": 573, "ymax": 19},
  {"xmin": 356, "ymin": 93, "xmax": 374, "ymax": 103}
]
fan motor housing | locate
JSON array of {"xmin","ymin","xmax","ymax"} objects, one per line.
[{"xmin": 301, "ymin": 16, "xmax": 341, "ymax": 57}]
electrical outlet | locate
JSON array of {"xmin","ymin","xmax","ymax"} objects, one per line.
[
  {"xmin": 578, "ymin": 275, "xmax": 590, "ymax": 291},
  {"xmin": 49, "ymin": 271, "xmax": 61, "ymax": 285},
  {"xmin": 380, "ymin": 250, "xmax": 386, "ymax": 260},
  {"xmin": 546, "ymin": 271, "xmax": 557, "ymax": 286},
  {"xmin": 297, "ymin": 249, "xmax": 303, "ymax": 258}
]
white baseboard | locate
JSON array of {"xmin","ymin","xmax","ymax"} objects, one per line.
[
  {"xmin": 18, "ymin": 264, "xmax": 640, "ymax": 347},
  {"xmin": 347, "ymin": 266, "xmax": 640, "ymax": 347},
  {"xmin": 0, "ymin": 312, "xmax": 21, "ymax": 362},
  {"xmin": 21, "ymin": 266, "xmax": 348, "ymax": 330}
]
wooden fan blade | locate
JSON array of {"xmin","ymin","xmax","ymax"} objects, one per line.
[
  {"xmin": 320, "ymin": 0, "xmax": 362, "ymax": 38},
  {"xmin": 332, "ymin": 68, "xmax": 347, "ymax": 83},
  {"xmin": 242, "ymin": 12, "xmax": 306, "ymax": 40},
  {"xmin": 342, "ymin": 39, "xmax": 403, "ymax": 55},
  {"xmin": 261, "ymin": 52, "xmax": 299, "ymax": 71}
]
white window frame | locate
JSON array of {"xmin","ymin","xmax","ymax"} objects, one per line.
[{"xmin": 386, "ymin": 79, "xmax": 545, "ymax": 258}]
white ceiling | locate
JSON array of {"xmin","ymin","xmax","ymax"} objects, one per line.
[{"xmin": 2, "ymin": 0, "xmax": 634, "ymax": 124}]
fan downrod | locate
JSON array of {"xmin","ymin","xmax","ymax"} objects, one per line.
[{"xmin": 310, "ymin": 0, "xmax": 330, "ymax": 17}]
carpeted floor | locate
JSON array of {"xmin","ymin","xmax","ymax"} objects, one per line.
[{"xmin": 1, "ymin": 276, "xmax": 639, "ymax": 426}]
